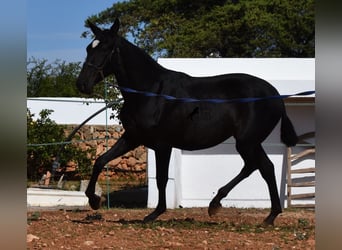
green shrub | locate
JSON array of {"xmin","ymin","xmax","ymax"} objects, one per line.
[{"xmin": 27, "ymin": 108, "xmax": 95, "ymax": 181}]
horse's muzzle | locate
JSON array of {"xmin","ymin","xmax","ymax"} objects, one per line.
[{"xmin": 76, "ymin": 80, "xmax": 93, "ymax": 95}]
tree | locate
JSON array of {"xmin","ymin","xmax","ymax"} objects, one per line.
[
  {"xmin": 27, "ymin": 57, "xmax": 123, "ymax": 119},
  {"xmin": 27, "ymin": 58, "xmax": 51, "ymax": 97},
  {"xmin": 84, "ymin": 0, "xmax": 314, "ymax": 58},
  {"xmin": 27, "ymin": 108, "xmax": 95, "ymax": 181},
  {"xmin": 27, "ymin": 57, "xmax": 82, "ymax": 97}
]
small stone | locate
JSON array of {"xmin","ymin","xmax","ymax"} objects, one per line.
[
  {"xmin": 27, "ymin": 234, "xmax": 40, "ymax": 243},
  {"xmin": 84, "ymin": 240, "xmax": 94, "ymax": 246},
  {"xmin": 127, "ymin": 157, "xmax": 137, "ymax": 167}
]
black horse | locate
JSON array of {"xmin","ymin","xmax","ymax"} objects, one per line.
[{"xmin": 76, "ymin": 19, "xmax": 298, "ymax": 225}]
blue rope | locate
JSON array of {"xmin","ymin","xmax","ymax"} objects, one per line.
[{"xmin": 119, "ymin": 86, "xmax": 315, "ymax": 104}]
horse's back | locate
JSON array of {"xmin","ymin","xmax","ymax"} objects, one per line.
[{"xmin": 184, "ymin": 73, "xmax": 280, "ymax": 99}]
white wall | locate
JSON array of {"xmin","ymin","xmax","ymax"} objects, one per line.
[
  {"xmin": 27, "ymin": 97, "xmax": 120, "ymax": 125},
  {"xmin": 158, "ymin": 58, "xmax": 314, "ymax": 96},
  {"xmin": 148, "ymin": 58, "xmax": 315, "ymax": 209}
]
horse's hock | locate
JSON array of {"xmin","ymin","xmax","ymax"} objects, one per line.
[{"xmin": 64, "ymin": 124, "xmax": 147, "ymax": 181}]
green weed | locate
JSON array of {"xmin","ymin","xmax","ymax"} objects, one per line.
[{"xmin": 27, "ymin": 212, "xmax": 41, "ymax": 224}]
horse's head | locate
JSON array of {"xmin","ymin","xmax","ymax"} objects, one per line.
[{"xmin": 76, "ymin": 18, "xmax": 120, "ymax": 94}]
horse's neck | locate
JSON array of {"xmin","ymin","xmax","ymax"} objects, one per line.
[{"xmin": 117, "ymin": 39, "xmax": 165, "ymax": 89}]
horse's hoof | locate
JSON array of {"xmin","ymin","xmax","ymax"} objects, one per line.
[
  {"xmin": 143, "ymin": 215, "xmax": 154, "ymax": 223},
  {"xmin": 262, "ymin": 219, "xmax": 274, "ymax": 227},
  {"xmin": 262, "ymin": 216, "xmax": 275, "ymax": 227},
  {"xmin": 88, "ymin": 195, "xmax": 102, "ymax": 210},
  {"xmin": 143, "ymin": 208, "xmax": 165, "ymax": 223},
  {"xmin": 143, "ymin": 213, "xmax": 157, "ymax": 223},
  {"xmin": 208, "ymin": 202, "xmax": 222, "ymax": 217},
  {"xmin": 262, "ymin": 210, "xmax": 281, "ymax": 226}
]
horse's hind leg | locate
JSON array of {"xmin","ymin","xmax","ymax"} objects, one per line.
[
  {"xmin": 85, "ymin": 134, "xmax": 138, "ymax": 210},
  {"xmin": 208, "ymin": 143, "xmax": 257, "ymax": 217},
  {"xmin": 208, "ymin": 142, "xmax": 282, "ymax": 225},
  {"xmin": 256, "ymin": 145, "xmax": 282, "ymax": 225}
]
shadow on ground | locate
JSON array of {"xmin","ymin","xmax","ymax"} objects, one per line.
[{"xmin": 106, "ymin": 187, "xmax": 148, "ymax": 208}]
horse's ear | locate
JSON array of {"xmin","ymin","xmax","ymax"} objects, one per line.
[
  {"xmin": 87, "ymin": 21, "xmax": 102, "ymax": 37},
  {"xmin": 110, "ymin": 18, "xmax": 120, "ymax": 35}
]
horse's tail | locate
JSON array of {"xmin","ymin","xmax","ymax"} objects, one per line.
[{"xmin": 280, "ymin": 113, "xmax": 298, "ymax": 147}]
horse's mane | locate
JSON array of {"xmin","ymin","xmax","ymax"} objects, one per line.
[{"xmin": 119, "ymin": 36, "xmax": 165, "ymax": 72}]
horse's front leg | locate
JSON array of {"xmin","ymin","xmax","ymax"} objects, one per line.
[
  {"xmin": 143, "ymin": 146, "xmax": 172, "ymax": 223},
  {"xmin": 85, "ymin": 134, "xmax": 138, "ymax": 210}
]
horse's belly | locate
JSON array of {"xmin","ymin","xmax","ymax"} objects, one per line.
[
  {"xmin": 124, "ymin": 103, "xmax": 236, "ymax": 150},
  {"xmin": 179, "ymin": 131, "xmax": 232, "ymax": 150},
  {"xmin": 172, "ymin": 137, "xmax": 231, "ymax": 151},
  {"xmin": 163, "ymin": 119, "xmax": 234, "ymax": 150}
]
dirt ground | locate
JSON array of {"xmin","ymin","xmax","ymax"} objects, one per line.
[{"xmin": 27, "ymin": 207, "xmax": 315, "ymax": 249}]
